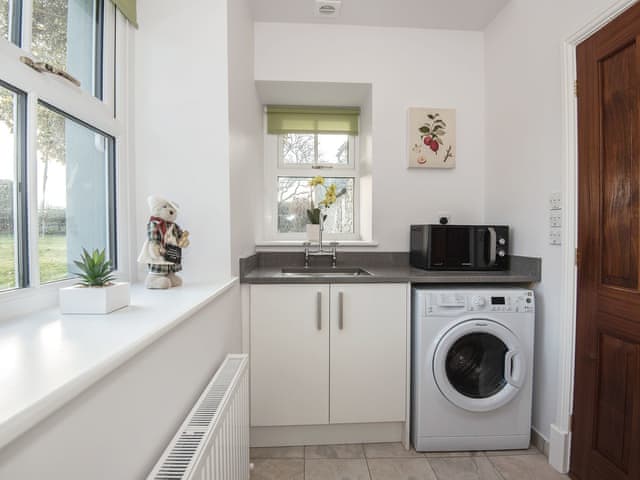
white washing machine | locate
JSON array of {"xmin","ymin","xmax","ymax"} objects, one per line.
[{"xmin": 411, "ymin": 287, "xmax": 535, "ymax": 452}]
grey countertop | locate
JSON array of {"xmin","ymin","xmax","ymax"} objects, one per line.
[{"xmin": 240, "ymin": 252, "xmax": 541, "ymax": 285}]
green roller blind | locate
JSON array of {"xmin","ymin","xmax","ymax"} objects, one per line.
[
  {"xmin": 110, "ymin": 0, "xmax": 138, "ymax": 28},
  {"xmin": 266, "ymin": 106, "xmax": 360, "ymax": 135}
]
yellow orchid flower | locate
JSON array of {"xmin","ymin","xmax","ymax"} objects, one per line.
[
  {"xmin": 322, "ymin": 191, "xmax": 337, "ymax": 207},
  {"xmin": 309, "ymin": 176, "xmax": 325, "ymax": 187},
  {"xmin": 309, "ymin": 177, "xmax": 346, "ymax": 210}
]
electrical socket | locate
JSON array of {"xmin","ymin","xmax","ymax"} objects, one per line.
[
  {"xmin": 437, "ymin": 212, "xmax": 451, "ymax": 225},
  {"xmin": 550, "ymin": 228, "xmax": 562, "ymax": 246}
]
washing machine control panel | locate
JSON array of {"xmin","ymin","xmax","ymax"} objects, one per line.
[{"xmin": 425, "ymin": 290, "xmax": 535, "ymax": 315}]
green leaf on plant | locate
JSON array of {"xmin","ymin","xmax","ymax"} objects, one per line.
[
  {"xmin": 73, "ymin": 248, "xmax": 114, "ymax": 287},
  {"xmin": 307, "ymin": 207, "xmax": 322, "ymax": 224}
]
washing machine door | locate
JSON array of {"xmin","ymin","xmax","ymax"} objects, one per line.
[{"xmin": 433, "ymin": 319, "xmax": 527, "ymax": 412}]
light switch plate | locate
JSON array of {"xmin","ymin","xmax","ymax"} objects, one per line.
[
  {"xmin": 549, "ymin": 192, "xmax": 562, "ymax": 245},
  {"xmin": 550, "ymin": 212, "xmax": 562, "ymax": 228},
  {"xmin": 549, "ymin": 192, "xmax": 562, "ymax": 211}
]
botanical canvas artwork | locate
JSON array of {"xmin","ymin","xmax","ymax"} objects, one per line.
[{"xmin": 408, "ymin": 108, "xmax": 456, "ymax": 168}]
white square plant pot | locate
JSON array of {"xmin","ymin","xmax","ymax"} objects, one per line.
[
  {"xmin": 59, "ymin": 282, "xmax": 130, "ymax": 314},
  {"xmin": 306, "ymin": 224, "xmax": 320, "ymax": 243}
]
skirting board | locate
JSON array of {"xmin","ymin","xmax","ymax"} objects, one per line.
[
  {"xmin": 531, "ymin": 428, "xmax": 550, "ymax": 457},
  {"xmin": 251, "ymin": 422, "xmax": 405, "ymax": 447},
  {"xmin": 549, "ymin": 423, "xmax": 571, "ymax": 473}
]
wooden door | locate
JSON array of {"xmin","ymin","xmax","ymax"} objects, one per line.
[
  {"xmin": 572, "ymin": 5, "xmax": 640, "ymax": 479},
  {"xmin": 250, "ymin": 284, "xmax": 330, "ymax": 426},
  {"xmin": 329, "ymin": 283, "xmax": 407, "ymax": 424}
]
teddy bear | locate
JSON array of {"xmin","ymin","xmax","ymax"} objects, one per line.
[{"xmin": 137, "ymin": 195, "xmax": 190, "ymax": 289}]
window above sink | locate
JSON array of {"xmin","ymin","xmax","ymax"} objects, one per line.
[
  {"xmin": 264, "ymin": 106, "xmax": 361, "ymax": 241},
  {"xmin": 256, "ymin": 81, "xmax": 375, "ymax": 246}
]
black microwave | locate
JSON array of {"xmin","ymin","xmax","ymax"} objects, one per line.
[{"xmin": 410, "ymin": 225, "xmax": 510, "ymax": 271}]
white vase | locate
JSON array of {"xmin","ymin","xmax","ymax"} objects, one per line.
[
  {"xmin": 306, "ymin": 224, "xmax": 320, "ymax": 243},
  {"xmin": 59, "ymin": 282, "xmax": 130, "ymax": 314}
]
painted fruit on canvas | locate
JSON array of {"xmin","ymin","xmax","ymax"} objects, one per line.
[{"xmin": 408, "ymin": 108, "xmax": 456, "ymax": 168}]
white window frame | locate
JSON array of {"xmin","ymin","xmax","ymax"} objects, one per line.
[
  {"xmin": 0, "ymin": 1, "xmax": 132, "ymax": 316},
  {"xmin": 264, "ymin": 132, "xmax": 361, "ymax": 241},
  {"xmin": 277, "ymin": 133, "xmax": 356, "ymax": 170}
]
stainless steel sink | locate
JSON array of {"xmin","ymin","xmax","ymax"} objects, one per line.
[{"xmin": 281, "ymin": 267, "xmax": 372, "ymax": 277}]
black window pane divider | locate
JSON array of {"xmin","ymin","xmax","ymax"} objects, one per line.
[
  {"xmin": 94, "ymin": 0, "xmax": 104, "ymax": 100},
  {"xmin": 0, "ymin": 78, "xmax": 29, "ymax": 289},
  {"xmin": 9, "ymin": 0, "xmax": 22, "ymax": 46},
  {"xmin": 15, "ymin": 83, "xmax": 28, "ymax": 287},
  {"xmin": 107, "ymin": 136, "xmax": 117, "ymax": 270}
]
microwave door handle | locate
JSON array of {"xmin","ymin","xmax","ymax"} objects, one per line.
[{"xmin": 488, "ymin": 227, "xmax": 497, "ymax": 266}]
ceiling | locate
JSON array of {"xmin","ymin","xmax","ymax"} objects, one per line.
[{"xmin": 250, "ymin": 0, "xmax": 510, "ymax": 31}]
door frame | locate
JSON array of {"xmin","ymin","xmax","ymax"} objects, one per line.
[{"xmin": 552, "ymin": 0, "xmax": 639, "ymax": 473}]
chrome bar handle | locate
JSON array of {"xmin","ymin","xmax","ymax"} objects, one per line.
[
  {"xmin": 330, "ymin": 242, "xmax": 338, "ymax": 268},
  {"xmin": 316, "ymin": 291, "xmax": 322, "ymax": 330},
  {"xmin": 338, "ymin": 291, "xmax": 344, "ymax": 330},
  {"xmin": 488, "ymin": 227, "xmax": 497, "ymax": 266}
]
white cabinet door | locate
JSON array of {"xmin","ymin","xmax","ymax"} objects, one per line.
[
  {"xmin": 330, "ymin": 283, "xmax": 408, "ymax": 424},
  {"xmin": 250, "ymin": 284, "xmax": 330, "ymax": 426}
]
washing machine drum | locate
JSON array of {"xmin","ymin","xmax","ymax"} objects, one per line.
[{"xmin": 432, "ymin": 319, "xmax": 527, "ymax": 412}]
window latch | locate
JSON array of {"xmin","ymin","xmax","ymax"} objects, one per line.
[
  {"xmin": 20, "ymin": 56, "xmax": 81, "ymax": 88},
  {"xmin": 311, "ymin": 165, "xmax": 334, "ymax": 169}
]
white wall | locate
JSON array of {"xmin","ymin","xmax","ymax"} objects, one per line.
[
  {"xmin": 254, "ymin": 23, "xmax": 486, "ymax": 250},
  {"xmin": 228, "ymin": 0, "xmax": 264, "ymax": 273},
  {"xmin": 0, "ymin": 1, "xmax": 245, "ymax": 477},
  {"xmin": 134, "ymin": 0, "xmax": 231, "ymax": 282},
  {"xmin": 0, "ymin": 286, "xmax": 242, "ymax": 480},
  {"xmin": 484, "ymin": 0, "xmax": 623, "ymax": 441},
  {"xmin": 0, "ymin": 0, "xmax": 252, "ymax": 475}
]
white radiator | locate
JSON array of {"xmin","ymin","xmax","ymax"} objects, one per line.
[{"xmin": 147, "ymin": 354, "xmax": 250, "ymax": 480}]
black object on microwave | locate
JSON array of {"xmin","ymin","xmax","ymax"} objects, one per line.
[{"xmin": 410, "ymin": 225, "xmax": 510, "ymax": 271}]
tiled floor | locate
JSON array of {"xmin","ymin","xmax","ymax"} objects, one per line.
[{"xmin": 250, "ymin": 443, "xmax": 569, "ymax": 480}]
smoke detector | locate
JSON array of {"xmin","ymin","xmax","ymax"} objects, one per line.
[{"xmin": 315, "ymin": 0, "xmax": 342, "ymax": 18}]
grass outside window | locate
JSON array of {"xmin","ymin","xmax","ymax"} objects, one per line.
[{"xmin": 0, "ymin": 234, "xmax": 68, "ymax": 289}]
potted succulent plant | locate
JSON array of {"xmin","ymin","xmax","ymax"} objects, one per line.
[{"xmin": 59, "ymin": 248, "xmax": 130, "ymax": 314}]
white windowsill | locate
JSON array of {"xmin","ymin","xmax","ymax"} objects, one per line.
[
  {"xmin": 0, "ymin": 278, "xmax": 238, "ymax": 450},
  {"xmin": 255, "ymin": 240, "xmax": 379, "ymax": 249}
]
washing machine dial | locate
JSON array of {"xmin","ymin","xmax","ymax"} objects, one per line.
[{"xmin": 471, "ymin": 296, "xmax": 486, "ymax": 308}]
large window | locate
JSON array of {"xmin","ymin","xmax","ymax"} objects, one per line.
[
  {"xmin": 0, "ymin": 0, "xmax": 122, "ymax": 293},
  {"xmin": 265, "ymin": 106, "xmax": 360, "ymax": 240}
]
